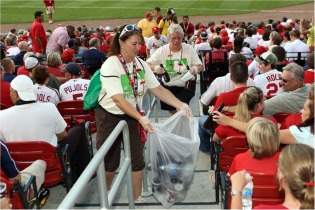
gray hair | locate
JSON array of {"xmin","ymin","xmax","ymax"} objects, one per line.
[
  {"xmin": 47, "ymin": 52, "xmax": 62, "ymax": 67},
  {"xmin": 167, "ymin": 24, "xmax": 184, "ymax": 38},
  {"xmin": 89, "ymin": 38, "xmax": 100, "ymax": 47},
  {"xmin": 282, "ymin": 62, "xmax": 304, "ymax": 80}
]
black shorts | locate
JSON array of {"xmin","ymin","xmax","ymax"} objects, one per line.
[
  {"xmin": 95, "ymin": 107, "xmax": 145, "ymax": 172},
  {"xmin": 160, "ymin": 81, "xmax": 196, "ymax": 111}
]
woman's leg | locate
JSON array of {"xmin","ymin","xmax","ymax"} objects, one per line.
[{"xmin": 132, "ymin": 171, "xmax": 143, "ymax": 199}]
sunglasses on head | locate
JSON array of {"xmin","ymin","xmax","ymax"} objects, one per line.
[
  {"xmin": 258, "ymin": 56, "xmax": 269, "ymax": 65},
  {"xmin": 119, "ymin": 24, "xmax": 140, "ymax": 38}
]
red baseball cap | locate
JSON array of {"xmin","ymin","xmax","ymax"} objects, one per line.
[
  {"xmin": 199, "ymin": 24, "xmax": 206, "ymax": 29},
  {"xmin": 145, "ymin": 12, "xmax": 153, "ymax": 18},
  {"xmin": 152, "ymin": 26, "xmax": 159, "ymax": 33}
]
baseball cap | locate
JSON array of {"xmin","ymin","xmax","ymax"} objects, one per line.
[
  {"xmin": 60, "ymin": 62, "xmax": 82, "ymax": 76},
  {"xmin": 11, "ymin": 75, "xmax": 36, "ymax": 101},
  {"xmin": 254, "ymin": 52, "xmax": 278, "ymax": 65},
  {"xmin": 254, "ymin": 46, "xmax": 268, "ymax": 56},
  {"xmin": 200, "ymin": 32, "xmax": 208, "ymax": 40},
  {"xmin": 145, "ymin": 12, "xmax": 153, "ymax": 18},
  {"xmin": 152, "ymin": 26, "xmax": 159, "ymax": 33},
  {"xmin": 25, "ymin": 56, "xmax": 39, "ymax": 70},
  {"xmin": 167, "ymin": 9, "xmax": 175, "ymax": 15}
]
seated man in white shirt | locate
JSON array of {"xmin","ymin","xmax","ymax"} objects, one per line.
[
  {"xmin": 59, "ymin": 62, "xmax": 90, "ymax": 101},
  {"xmin": 0, "ymin": 75, "xmax": 91, "ymax": 181},
  {"xmin": 284, "ymin": 29, "xmax": 310, "ymax": 62}
]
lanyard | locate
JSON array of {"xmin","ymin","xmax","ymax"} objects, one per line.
[{"xmin": 117, "ymin": 54, "xmax": 143, "ymax": 110}]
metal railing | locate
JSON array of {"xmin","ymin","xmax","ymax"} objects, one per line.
[{"xmin": 57, "ymin": 120, "xmax": 134, "ymax": 209}]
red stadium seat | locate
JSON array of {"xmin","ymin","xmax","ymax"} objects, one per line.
[
  {"xmin": 57, "ymin": 100, "xmax": 96, "ymax": 133},
  {"xmin": 273, "ymin": 113, "xmax": 291, "ymax": 124},
  {"xmin": 5, "ymin": 141, "xmax": 72, "ymax": 192},
  {"xmin": 280, "ymin": 113, "xmax": 302, "ymax": 129},
  {"xmin": 213, "ymin": 135, "xmax": 248, "ymax": 203},
  {"xmin": 0, "ymin": 103, "xmax": 9, "ymax": 110},
  {"xmin": 221, "ymin": 171, "xmax": 284, "ymax": 209}
]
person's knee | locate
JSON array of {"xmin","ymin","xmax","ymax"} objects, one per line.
[{"xmin": 131, "ymin": 161, "xmax": 145, "ymax": 172}]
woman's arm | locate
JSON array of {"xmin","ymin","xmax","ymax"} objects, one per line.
[
  {"xmin": 212, "ymin": 111, "xmax": 247, "ymax": 132},
  {"xmin": 279, "ymin": 129, "xmax": 298, "ymax": 144},
  {"xmin": 111, "ymin": 93, "xmax": 154, "ymax": 132},
  {"xmin": 213, "ymin": 133, "xmax": 220, "ymax": 142}
]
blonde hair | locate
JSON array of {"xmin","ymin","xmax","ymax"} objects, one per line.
[
  {"xmin": 234, "ymin": 87, "xmax": 263, "ymax": 122},
  {"xmin": 246, "ymin": 117, "xmax": 280, "ymax": 159},
  {"xmin": 279, "ymin": 144, "xmax": 314, "ymax": 209},
  {"xmin": 47, "ymin": 52, "xmax": 62, "ymax": 68}
]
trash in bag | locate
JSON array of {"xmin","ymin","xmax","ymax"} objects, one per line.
[{"xmin": 147, "ymin": 111, "xmax": 200, "ymax": 208}]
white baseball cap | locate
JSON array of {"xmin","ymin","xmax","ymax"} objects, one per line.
[
  {"xmin": 10, "ymin": 75, "xmax": 36, "ymax": 101},
  {"xmin": 25, "ymin": 56, "xmax": 39, "ymax": 70}
]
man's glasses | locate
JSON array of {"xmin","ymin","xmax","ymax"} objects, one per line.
[
  {"xmin": 280, "ymin": 77, "xmax": 295, "ymax": 83},
  {"xmin": 119, "ymin": 24, "xmax": 140, "ymax": 38}
]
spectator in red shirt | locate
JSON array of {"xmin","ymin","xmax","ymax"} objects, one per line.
[
  {"xmin": 304, "ymin": 51, "xmax": 314, "ymax": 84},
  {"xmin": 29, "ymin": 11, "xmax": 47, "ymax": 54},
  {"xmin": 213, "ymin": 61, "xmax": 249, "ymax": 111},
  {"xmin": 154, "ymin": 7, "xmax": 163, "ymax": 25},
  {"xmin": 179, "ymin": 16, "xmax": 195, "ymax": 42},
  {"xmin": 0, "ymin": 65, "xmax": 13, "ymax": 108}
]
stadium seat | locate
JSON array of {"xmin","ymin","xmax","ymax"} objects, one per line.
[
  {"xmin": 213, "ymin": 135, "xmax": 248, "ymax": 203},
  {"xmin": 57, "ymin": 100, "xmax": 97, "ymax": 134},
  {"xmin": 221, "ymin": 171, "xmax": 284, "ymax": 209},
  {"xmin": 280, "ymin": 113, "xmax": 302, "ymax": 129},
  {"xmin": 0, "ymin": 170, "xmax": 39, "ymax": 209},
  {"xmin": 5, "ymin": 141, "xmax": 73, "ymax": 192}
]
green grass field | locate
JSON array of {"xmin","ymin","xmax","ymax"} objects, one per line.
[{"xmin": 0, "ymin": 0, "xmax": 312, "ymax": 24}]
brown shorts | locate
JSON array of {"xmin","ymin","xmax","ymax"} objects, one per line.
[{"xmin": 95, "ymin": 107, "xmax": 145, "ymax": 172}]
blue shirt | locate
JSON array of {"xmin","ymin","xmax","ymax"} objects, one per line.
[
  {"xmin": 3, "ymin": 73, "xmax": 16, "ymax": 83},
  {"xmin": 1, "ymin": 141, "xmax": 19, "ymax": 178}
]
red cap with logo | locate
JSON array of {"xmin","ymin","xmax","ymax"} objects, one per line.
[{"xmin": 152, "ymin": 26, "xmax": 160, "ymax": 33}]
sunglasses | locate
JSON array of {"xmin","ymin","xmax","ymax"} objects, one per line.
[
  {"xmin": 280, "ymin": 77, "xmax": 295, "ymax": 83},
  {"xmin": 258, "ymin": 56, "xmax": 269, "ymax": 64},
  {"xmin": 119, "ymin": 24, "xmax": 140, "ymax": 38}
]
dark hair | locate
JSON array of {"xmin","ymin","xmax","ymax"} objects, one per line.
[
  {"xmin": 34, "ymin": 11, "xmax": 43, "ymax": 19},
  {"xmin": 298, "ymin": 83, "xmax": 314, "ymax": 134},
  {"xmin": 154, "ymin": 7, "xmax": 160, "ymax": 12},
  {"xmin": 289, "ymin": 30, "xmax": 301, "ymax": 38},
  {"xmin": 32, "ymin": 65, "xmax": 50, "ymax": 84},
  {"xmin": 230, "ymin": 53, "xmax": 247, "ymax": 67},
  {"xmin": 271, "ymin": 35, "xmax": 282, "ymax": 46},
  {"xmin": 262, "ymin": 29, "xmax": 271, "ymax": 41},
  {"xmin": 212, "ymin": 37, "xmax": 222, "ymax": 49},
  {"xmin": 233, "ymin": 35, "xmax": 244, "ymax": 53},
  {"xmin": 230, "ymin": 61, "xmax": 248, "ymax": 84},
  {"xmin": 183, "ymin": 15, "xmax": 189, "ymax": 19},
  {"xmin": 272, "ymin": 46, "xmax": 286, "ymax": 62},
  {"xmin": 108, "ymin": 24, "xmax": 142, "ymax": 57},
  {"xmin": 245, "ymin": 28, "xmax": 253, "ymax": 37},
  {"xmin": 284, "ymin": 31, "xmax": 291, "ymax": 41}
]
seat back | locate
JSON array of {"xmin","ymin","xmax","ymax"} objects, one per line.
[
  {"xmin": 57, "ymin": 100, "xmax": 96, "ymax": 133},
  {"xmin": 219, "ymin": 135, "xmax": 248, "ymax": 173},
  {"xmin": 5, "ymin": 141, "xmax": 69, "ymax": 189}
]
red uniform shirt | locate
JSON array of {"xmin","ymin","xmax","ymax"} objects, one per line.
[
  {"xmin": 30, "ymin": 19, "xmax": 47, "ymax": 54},
  {"xmin": 0, "ymin": 81, "xmax": 13, "ymax": 108},
  {"xmin": 17, "ymin": 66, "xmax": 29, "ymax": 76},
  {"xmin": 43, "ymin": 0, "xmax": 54, "ymax": 6}
]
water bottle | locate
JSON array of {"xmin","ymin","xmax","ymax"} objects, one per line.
[{"xmin": 242, "ymin": 173, "xmax": 253, "ymax": 210}]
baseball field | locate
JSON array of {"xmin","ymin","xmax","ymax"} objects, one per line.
[{"xmin": 1, "ymin": 0, "xmax": 313, "ymax": 24}]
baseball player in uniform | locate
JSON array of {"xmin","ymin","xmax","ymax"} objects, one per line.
[
  {"xmin": 254, "ymin": 52, "xmax": 283, "ymax": 97},
  {"xmin": 59, "ymin": 62, "xmax": 90, "ymax": 101},
  {"xmin": 43, "ymin": 0, "xmax": 55, "ymax": 24}
]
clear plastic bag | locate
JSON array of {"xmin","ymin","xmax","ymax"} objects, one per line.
[{"xmin": 147, "ymin": 111, "xmax": 200, "ymax": 208}]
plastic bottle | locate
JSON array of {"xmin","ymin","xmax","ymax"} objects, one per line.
[{"xmin": 242, "ymin": 173, "xmax": 253, "ymax": 210}]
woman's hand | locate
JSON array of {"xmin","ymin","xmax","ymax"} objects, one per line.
[
  {"xmin": 154, "ymin": 65, "xmax": 165, "ymax": 74},
  {"xmin": 231, "ymin": 170, "xmax": 253, "ymax": 191},
  {"xmin": 139, "ymin": 116, "xmax": 154, "ymax": 133},
  {"xmin": 208, "ymin": 105, "xmax": 214, "ymax": 114},
  {"xmin": 177, "ymin": 103, "xmax": 193, "ymax": 117},
  {"xmin": 212, "ymin": 111, "xmax": 231, "ymax": 126}
]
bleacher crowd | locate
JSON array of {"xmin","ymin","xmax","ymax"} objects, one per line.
[{"xmin": 0, "ymin": 7, "xmax": 314, "ymax": 209}]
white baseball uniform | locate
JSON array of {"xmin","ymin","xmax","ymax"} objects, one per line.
[
  {"xmin": 146, "ymin": 35, "xmax": 168, "ymax": 57},
  {"xmin": 34, "ymin": 84, "xmax": 60, "ymax": 105},
  {"xmin": 254, "ymin": 69, "xmax": 283, "ymax": 97},
  {"xmin": 59, "ymin": 79, "xmax": 90, "ymax": 101}
]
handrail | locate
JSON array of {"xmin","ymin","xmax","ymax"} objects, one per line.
[{"xmin": 57, "ymin": 120, "xmax": 135, "ymax": 209}]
